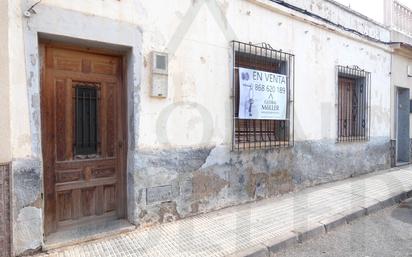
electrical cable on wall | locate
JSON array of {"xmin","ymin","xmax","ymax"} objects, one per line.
[
  {"xmin": 24, "ymin": 0, "xmax": 42, "ymax": 17},
  {"xmin": 269, "ymin": 0, "xmax": 403, "ymax": 46}
]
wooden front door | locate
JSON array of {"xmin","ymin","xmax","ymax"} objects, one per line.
[{"xmin": 41, "ymin": 45, "xmax": 126, "ymax": 235}]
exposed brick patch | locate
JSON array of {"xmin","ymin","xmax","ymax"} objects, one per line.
[{"xmin": 0, "ymin": 163, "xmax": 10, "ymax": 257}]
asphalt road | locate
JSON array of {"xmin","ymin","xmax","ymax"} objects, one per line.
[{"xmin": 273, "ymin": 199, "xmax": 412, "ymax": 257}]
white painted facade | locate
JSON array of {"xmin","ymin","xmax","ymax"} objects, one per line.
[
  {"xmin": 1, "ymin": 0, "xmax": 406, "ymax": 255},
  {"xmin": 7, "ymin": 0, "xmax": 392, "ymax": 152}
]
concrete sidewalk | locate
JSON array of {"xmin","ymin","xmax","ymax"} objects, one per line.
[{"xmin": 35, "ymin": 166, "xmax": 412, "ymax": 257}]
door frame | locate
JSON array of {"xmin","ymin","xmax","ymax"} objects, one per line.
[
  {"xmin": 39, "ymin": 41, "xmax": 129, "ymax": 234},
  {"xmin": 395, "ymin": 86, "xmax": 411, "ymax": 165}
]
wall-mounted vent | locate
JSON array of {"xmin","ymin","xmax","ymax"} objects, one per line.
[{"xmin": 151, "ymin": 52, "xmax": 168, "ymax": 98}]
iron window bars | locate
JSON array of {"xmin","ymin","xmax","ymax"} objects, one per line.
[
  {"xmin": 337, "ymin": 65, "xmax": 371, "ymax": 142},
  {"xmin": 74, "ymin": 84, "xmax": 100, "ymax": 156},
  {"xmin": 232, "ymin": 41, "xmax": 295, "ymax": 151}
]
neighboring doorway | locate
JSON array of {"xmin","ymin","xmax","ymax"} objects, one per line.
[
  {"xmin": 396, "ymin": 87, "xmax": 410, "ymax": 165},
  {"xmin": 41, "ymin": 44, "xmax": 127, "ymax": 236}
]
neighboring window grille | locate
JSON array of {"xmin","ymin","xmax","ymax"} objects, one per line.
[
  {"xmin": 74, "ymin": 84, "xmax": 99, "ymax": 156},
  {"xmin": 337, "ymin": 66, "xmax": 371, "ymax": 142},
  {"xmin": 232, "ymin": 41, "xmax": 295, "ymax": 150}
]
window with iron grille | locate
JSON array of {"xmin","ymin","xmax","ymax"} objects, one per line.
[
  {"xmin": 74, "ymin": 84, "xmax": 99, "ymax": 156},
  {"xmin": 232, "ymin": 41, "xmax": 295, "ymax": 150},
  {"xmin": 337, "ymin": 66, "xmax": 371, "ymax": 142}
]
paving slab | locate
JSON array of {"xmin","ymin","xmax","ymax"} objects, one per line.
[{"xmin": 33, "ymin": 166, "xmax": 412, "ymax": 257}]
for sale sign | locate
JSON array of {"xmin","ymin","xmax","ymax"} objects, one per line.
[{"xmin": 238, "ymin": 67, "xmax": 287, "ymax": 120}]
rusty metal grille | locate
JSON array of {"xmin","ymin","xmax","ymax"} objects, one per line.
[
  {"xmin": 337, "ymin": 66, "xmax": 371, "ymax": 142},
  {"xmin": 232, "ymin": 41, "xmax": 295, "ymax": 150}
]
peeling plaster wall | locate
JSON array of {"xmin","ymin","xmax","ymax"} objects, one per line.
[
  {"xmin": 7, "ymin": 0, "xmax": 394, "ymax": 255},
  {"xmin": 132, "ymin": 139, "xmax": 390, "ymax": 226},
  {"xmin": 12, "ymin": 160, "xmax": 42, "ymax": 255}
]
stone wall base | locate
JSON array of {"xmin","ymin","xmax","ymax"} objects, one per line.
[{"xmin": 130, "ymin": 138, "xmax": 391, "ymax": 227}]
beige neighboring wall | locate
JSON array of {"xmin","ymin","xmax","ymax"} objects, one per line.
[{"xmin": 0, "ymin": 0, "xmax": 11, "ymax": 163}]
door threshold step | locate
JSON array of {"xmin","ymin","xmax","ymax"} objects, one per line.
[
  {"xmin": 397, "ymin": 162, "xmax": 410, "ymax": 167},
  {"xmin": 44, "ymin": 219, "xmax": 135, "ymax": 251}
]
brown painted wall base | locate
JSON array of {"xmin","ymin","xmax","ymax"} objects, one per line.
[{"xmin": 0, "ymin": 163, "xmax": 10, "ymax": 257}]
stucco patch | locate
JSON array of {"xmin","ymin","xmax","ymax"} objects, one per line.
[
  {"xmin": 12, "ymin": 159, "xmax": 42, "ymax": 255},
  {"xmin": 200, "ymin": 145, "xmax": 231, "ymax": 169},
  {"xmin": 14, "ymin": 207, "xmax": 42, "ymax": 256},
  {"xmin": 12, "ymin": 159, "xmax": 41, "ymax": 211},
  {"xmin": 192, "ymin": 171, "xmax": 229, "ymax": 200},
  {"xmin": 159, "ymin": 202, "xmax": 181, "ymax": 223},
  {"xmin": 246, "ymin": 169, "xmax": 294, "ymax": 199}
]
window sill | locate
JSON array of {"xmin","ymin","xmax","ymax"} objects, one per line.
[
  {"xmin": 232, "ymin": 141, "xmax": 292, "ymax": 151},
  {"xmin": 337, "ymin": 137, "xmax": 370, "ymax": 143}
]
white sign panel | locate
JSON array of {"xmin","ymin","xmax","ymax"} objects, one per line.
[{"xmin": 238, "ymin": 67, "xmax": 287, "ymax": 120}]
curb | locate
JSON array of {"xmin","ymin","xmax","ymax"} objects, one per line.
[{"xmin": 226, "ymin": 190, "xmax": 412, "ymax": 257}]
